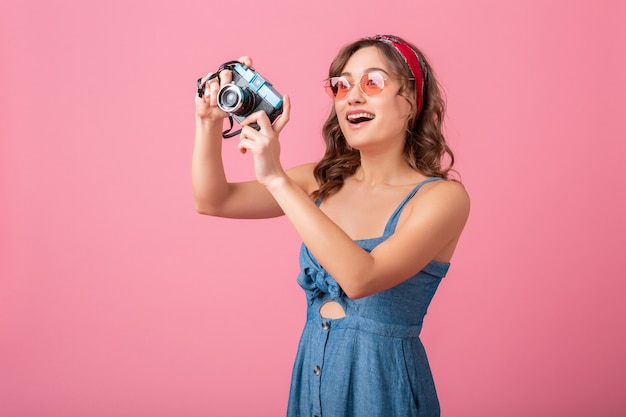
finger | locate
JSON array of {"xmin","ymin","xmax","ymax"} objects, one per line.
[
  {"xmin": 201, "ymin": 72, "xmax": 214, "ymax": 84},
  {"xmin": 198, "ymin": 73, "xmax": 216, "ymax": 103},
  {"xmin": 239, "ymin": 124, "xmax": 263, "ymax": 143},
  {"xmin": 197, "ymin": 72, "xmax": 213, "ymax": 100},
  {"xmin": 219, "ymin": 68, "xmax": 232, "ymax": 86},
  {"xmin": 273, "ymin": 95, "xmax": 291, "ymax": 134},
  {"xmin": 237, "ymin": 135, "xmax": 249, "ymax": 154},
  {"xmin": 252, "ymin": 110, "xmax": 273, "ymax": 130},
  {"xmin": 206, "ymin": 78, "xmax": 220, "ymax": 106},
  {"xmin": 238, "ymin": 55, "xmax": 253, "ymax": 68}
]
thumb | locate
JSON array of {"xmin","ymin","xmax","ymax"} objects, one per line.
[{"xmin": 273, "ymin": 95, "xmax": 291, "ymax": 134}]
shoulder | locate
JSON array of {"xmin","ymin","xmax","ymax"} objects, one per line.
[
  {"xmin": 412, "ymin": 179, "xmax": 470, "ymax": 222},
  {"xmin": 430, "ymin": 178, "xmax": 469, "ymax": 201}
]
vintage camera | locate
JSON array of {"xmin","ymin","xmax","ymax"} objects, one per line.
[{"xmin": 217, "ymin": 63, "xmax": 283, "ymax": 126}]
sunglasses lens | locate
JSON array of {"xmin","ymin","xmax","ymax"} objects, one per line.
[
  {"xmin": 325, "ymin": 77, "xmax": 351, "ymax": 99},
  {"xmin": 325, "ymin": 73, "xmax": 386, "ymax": 99},
  {"xmin": 360, "ymin": 72, "xmax": 385, "ymax": 96}
]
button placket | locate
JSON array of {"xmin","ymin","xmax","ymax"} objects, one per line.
[{"xmin": 311, "ymin": 315, "xmax": 331, "ymax": 417}]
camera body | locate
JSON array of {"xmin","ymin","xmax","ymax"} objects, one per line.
[{"xmin": 217, "ymin": 64, "xmax": 283, "ymax": 125}]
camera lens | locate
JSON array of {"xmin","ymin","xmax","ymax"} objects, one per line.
[
  {"xmin": 222, "ymin": 90, "xmax": 239, "ymax": 107},
  {"xmin": 217, "ymin": 84, "xmax": 255, "ymax": 116}
]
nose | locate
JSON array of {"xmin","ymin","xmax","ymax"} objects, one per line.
[{"xmin": 346, "ymin": 82, "xmax": 365, "ymax": 104}]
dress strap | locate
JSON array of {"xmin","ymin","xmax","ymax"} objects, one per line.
[{"xmin": 382, "ymin": 177, "xmax": 443, "ymax": 236}]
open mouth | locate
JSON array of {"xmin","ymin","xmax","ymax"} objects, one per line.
[{"xmin": 347, "ymin": 112, "xmax": 375, "ymax": 124}]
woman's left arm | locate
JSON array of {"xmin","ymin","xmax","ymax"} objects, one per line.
[
  {"xmin": 268, "ymin": 176, "xmax": 469, "ymax": 298},
  {"xmin": 238, "ymin": 100, "xmax": 470, "ymax": 299}
]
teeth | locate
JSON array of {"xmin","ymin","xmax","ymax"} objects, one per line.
[{"xmin": 347, "ymin": 112, "xmax": 375, "ymax": 121}]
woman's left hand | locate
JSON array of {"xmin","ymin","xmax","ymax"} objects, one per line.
[{"xmin": 237, "ymin": 95, "xmax": 291, "ymax": 187}]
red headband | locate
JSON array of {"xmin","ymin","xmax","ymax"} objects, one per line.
[{"xmin": 367, "ymin": 35, "xmax": 426, "ymax": 114}]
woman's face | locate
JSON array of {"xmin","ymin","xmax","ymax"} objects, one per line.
[{"xmin": 334, "ymin": 46, "xmax": 413, "ymax": 151}]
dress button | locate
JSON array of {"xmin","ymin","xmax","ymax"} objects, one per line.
[
  {"xmin": 321, "ymin": 321, "xmax": 330, "ymax": 330},
  {"xmin": 313, "ymin": 365, "xmax": 321, "ymax": 376}
]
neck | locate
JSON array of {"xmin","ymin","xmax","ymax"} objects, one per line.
[{"xmin": 354, "ymin": 152, "xmax": 418, "ymax": 187}]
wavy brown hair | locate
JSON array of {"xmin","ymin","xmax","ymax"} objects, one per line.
[{"xmin": 311, "ymin": 37, "xmax": 456, "ymax": 201}]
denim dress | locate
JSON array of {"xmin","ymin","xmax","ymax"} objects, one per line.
[{"xmin": 287, "ymin": 177, "xmax": 449, "ymax": 417}]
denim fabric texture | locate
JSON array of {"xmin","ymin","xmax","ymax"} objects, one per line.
[{"xmin": 287, "ymin": 177, "xmax": 449, "ymax": 417}]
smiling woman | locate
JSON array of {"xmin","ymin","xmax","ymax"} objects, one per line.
[{"xmin": 192, "ymin": 34, "xmax": 470, "ymax": 417}]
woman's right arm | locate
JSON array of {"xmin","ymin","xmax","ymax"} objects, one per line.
[
  {"xmin": 192, "ymin": 57, "xmax": 315, "ymax": 219},
  {"xmin": 192, "ymin": 116, "xmax": 287, "ymax": 219}
]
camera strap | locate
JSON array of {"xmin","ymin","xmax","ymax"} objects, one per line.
[
  {"xmin": 221, "ymin": 118, "xmax": 261, "ymax": 138},
  {"xmin": 221, "ymin": 117, "xmax": 241, "ymax": 139}
]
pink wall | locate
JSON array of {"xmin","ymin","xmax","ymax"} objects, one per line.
[{"xmin": 1, "ymin": 0, "xmax": 625, "ymax": 416}]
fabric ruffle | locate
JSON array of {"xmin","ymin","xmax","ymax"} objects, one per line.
[{"xmin": 297, "ymin": 266, "xmax": 344, "ymax": 300}]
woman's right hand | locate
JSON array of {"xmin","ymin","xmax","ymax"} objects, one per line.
[{"xmin": 195, "ymin": 56, "xmax": 254, "ymax": 122}]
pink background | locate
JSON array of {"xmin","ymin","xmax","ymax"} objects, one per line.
[{"xmin": 1, "ymin": 0, "xmax": 625, "ymax": 416}]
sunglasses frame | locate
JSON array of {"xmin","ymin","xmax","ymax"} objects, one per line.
[{"xmin": 324, "ymin": 72, "xmax": 415, "ymax": 100}]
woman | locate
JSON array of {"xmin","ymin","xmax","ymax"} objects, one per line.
[{"xmin": 193, "ymin": 34, "xmax": 470, "ymax": 417}]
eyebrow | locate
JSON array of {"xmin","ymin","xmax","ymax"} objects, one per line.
[{"xmin": 339, "ymin": 67, "xmax": 391, "ymax": 77}]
